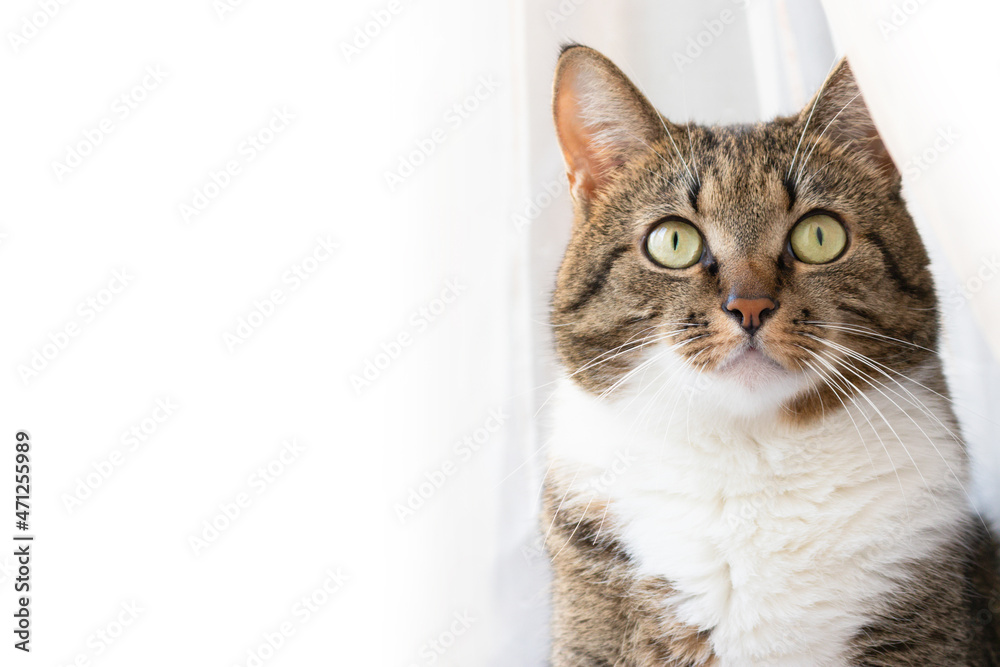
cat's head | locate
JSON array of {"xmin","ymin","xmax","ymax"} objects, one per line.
[{"xmin": 550, "ymin": 45, "xmax": 938, "ymax": 421}]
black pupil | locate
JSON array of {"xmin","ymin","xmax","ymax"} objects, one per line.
[
  {"xmin": 671, "ymin": 231, "xmax": 679, "ymax": 251},
  {"xmin": 815, "ymin": 226, "xmax": 824, "ymax": 245}
]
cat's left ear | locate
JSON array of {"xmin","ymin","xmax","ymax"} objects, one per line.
[
  {"xmin": 553, "ymin": 45, "xmax": 667, "ymax": 203},
  {"xmin": 800, "ymin": 58, "xmax": 897, "ymax": 176}
]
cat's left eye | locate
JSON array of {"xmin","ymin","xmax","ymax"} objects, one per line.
[
  {"xmin": 645, "ymin": 220, "xmax": 703, "ymax": 269},
  {"xmin": 789, "ymin": 213, "xmax": 847, "ymax": 264}
]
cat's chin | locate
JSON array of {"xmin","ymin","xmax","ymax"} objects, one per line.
[{"xmin": 700, "ymin": 344, "xmax": 810, "ymax": 417}]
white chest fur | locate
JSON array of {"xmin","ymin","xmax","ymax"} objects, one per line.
[{"xmin": 548, "ymin": 377, "xmax": 969, "ymax": 667}]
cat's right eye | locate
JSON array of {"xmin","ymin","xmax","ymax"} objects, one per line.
[{"xmin": 645, "ymin": 220, "xmax": 703, "ymax": 269}]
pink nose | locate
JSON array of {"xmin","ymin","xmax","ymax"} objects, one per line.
[{"xmin": 724, "ymin": 296, "xmax": 777, "ymax": 333}]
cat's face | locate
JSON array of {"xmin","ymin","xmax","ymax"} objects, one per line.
[{"xmin": 551, "ymin": 46, "xmax": 938, "ymax": 420}]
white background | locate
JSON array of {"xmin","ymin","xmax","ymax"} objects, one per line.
[{"xmin": 0, "ymin": 1, "xmax": 996, "ymax": 665}]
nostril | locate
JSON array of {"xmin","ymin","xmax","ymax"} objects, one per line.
[
  {"xmin": 724, "ymin": 296, "xmax": 778, "ymax": 333},
  {"xmin": 755, "ymin": 300, "xmax": 777, "ymax": 323}
]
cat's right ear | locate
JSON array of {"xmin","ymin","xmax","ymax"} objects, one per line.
[{"xmin": 553, "ymin": 45, "xmax": 665, "ymax": 203}]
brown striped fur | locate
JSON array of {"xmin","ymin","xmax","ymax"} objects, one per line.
[{"xmin": 544, "ymin": 480, "xmax": 717, "ymax": 666}]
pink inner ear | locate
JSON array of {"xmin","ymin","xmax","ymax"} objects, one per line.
[
  {"xmin": 556, "ymin": 83, "xmax": 605, "ymax": 200},
  {"xmin": 555, "ymin": 64, "xmax": 638, "ymax": 201}
]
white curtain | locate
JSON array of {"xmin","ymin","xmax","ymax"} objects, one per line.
[{"xmin": 821, "ymin": 0, "xmax": 1000, "ymax": 543}]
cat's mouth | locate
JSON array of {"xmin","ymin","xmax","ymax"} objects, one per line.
[{"xmin": 712, "ymin": 342, "xmax": 789, "ymax": 388}]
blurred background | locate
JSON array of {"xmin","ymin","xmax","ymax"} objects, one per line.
[{"xmin": 1, "ymin": 0, "xmax": 997, "ymax": 665}]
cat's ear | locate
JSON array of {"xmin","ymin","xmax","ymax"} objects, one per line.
[
  {"xmin": 553, "ymin": 45, "xmax": 666, "ymax": 202},
  {"xmin": 800, "ymin": 58, "xmax": 896, "ymax": 176}
]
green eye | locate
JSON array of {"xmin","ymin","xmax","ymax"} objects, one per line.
[
  {"xmin": 646, "ymin": 220, "xmax": 703, "ymax": 269},
  {"xmin": 789, "ymin": 214, "xmax": 847, "ymax": 264}
]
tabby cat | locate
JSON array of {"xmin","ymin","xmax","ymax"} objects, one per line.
[{"xmin": 543, "ymin": 44, "xmax": 1000, "ymax": 666}]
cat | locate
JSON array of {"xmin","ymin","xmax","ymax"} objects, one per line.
[{"xmin": 543, "ymin": 44, "xmax": 1000, "ymax": 666}]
